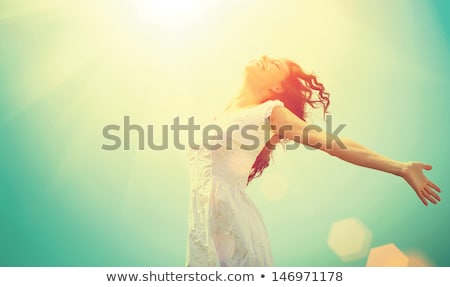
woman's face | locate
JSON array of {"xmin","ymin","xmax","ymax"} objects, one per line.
[{"xmin": 245, "ymin": 55, "xmax": 290, "ymax": 94}]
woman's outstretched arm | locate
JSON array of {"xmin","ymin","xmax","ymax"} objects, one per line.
[{"xmin": 269, "ymin": 106, "xmax": 442, "ymax": 206}]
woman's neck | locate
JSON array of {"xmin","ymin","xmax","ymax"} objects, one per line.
[{"xmin": 225, "ymin": 84, "xmax": 271, "ymax": 111}]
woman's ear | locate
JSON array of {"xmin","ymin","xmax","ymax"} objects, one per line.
[{"xmin": 270, "ymin": 84, "xmax": 284, "ymax": 94}]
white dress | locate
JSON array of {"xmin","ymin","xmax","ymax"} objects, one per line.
[{"xmin": 185, "ymin": 100, "xmax": 284, "ymax": 267}]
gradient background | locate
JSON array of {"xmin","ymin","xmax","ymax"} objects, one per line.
[{"xmin": 0, "ymin": 0, "xmax": 449, "ymax": 266}]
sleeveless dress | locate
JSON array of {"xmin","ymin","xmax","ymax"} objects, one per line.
[{"xmin": 185, "ymin": 100, "xmax": 285, "ymax": 267}]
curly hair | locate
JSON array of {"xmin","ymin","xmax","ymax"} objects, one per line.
[{"xmin": 247, "ymin": 60, "xmax": 331, "ymax": 184}]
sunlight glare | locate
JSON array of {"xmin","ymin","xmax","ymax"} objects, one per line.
[{"xmin": 131, "ymin": 0, "xmax": 213, "ymax": 28}]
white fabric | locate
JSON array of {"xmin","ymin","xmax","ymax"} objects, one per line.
[{"xmin": 185, "ymin": 100, "xmax": 284, "ymax": 267}]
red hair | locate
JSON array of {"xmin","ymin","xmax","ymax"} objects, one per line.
[{"xmin": 247, "ymin": 60, "xmax": 330, "ymax": 184}]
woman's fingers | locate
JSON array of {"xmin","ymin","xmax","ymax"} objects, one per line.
[
  {"xmin": 422, "ymin": 188, "xmax": 437, "ymax": 205},
  {"xmin": 427, "ymin": 181, "xmax": 441, "ymax": 193},
  {"xmin": 422, "ymin": 163, "xmax": 432, "ymax": 170},
  {"xmin": 424, "ymin": 186, "xmax": 440, "ymax": 202},
  {"xmin": 417, "ymin": 191, "xmax": 428, "ymax": 206}
]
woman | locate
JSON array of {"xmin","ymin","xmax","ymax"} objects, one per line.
[{"xmin": 185, "ymin": 55, "xmax": 442, "ymax": 267}]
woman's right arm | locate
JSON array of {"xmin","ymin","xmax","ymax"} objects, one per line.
[{"xmin": 269, "ymin": 106, "xmax": 441, "ymax": 206}]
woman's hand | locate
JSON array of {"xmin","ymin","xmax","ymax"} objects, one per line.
[{"xmin": 401, "ymin": 162, "xmax": 441, "ymax": 206}]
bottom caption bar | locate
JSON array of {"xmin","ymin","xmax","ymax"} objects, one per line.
[{"xmin": 0, "ymin": 267, "xmax": 449, "ymax": 287}]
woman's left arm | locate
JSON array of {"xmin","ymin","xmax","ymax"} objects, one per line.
[{"xmin": 270, "ymin": 105, "xmax": 442, "ymax": 206}]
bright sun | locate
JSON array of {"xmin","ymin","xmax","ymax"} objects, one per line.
[{"xmin": 131, "ymin": 0, "xmax": 214, "ymax": 29}]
